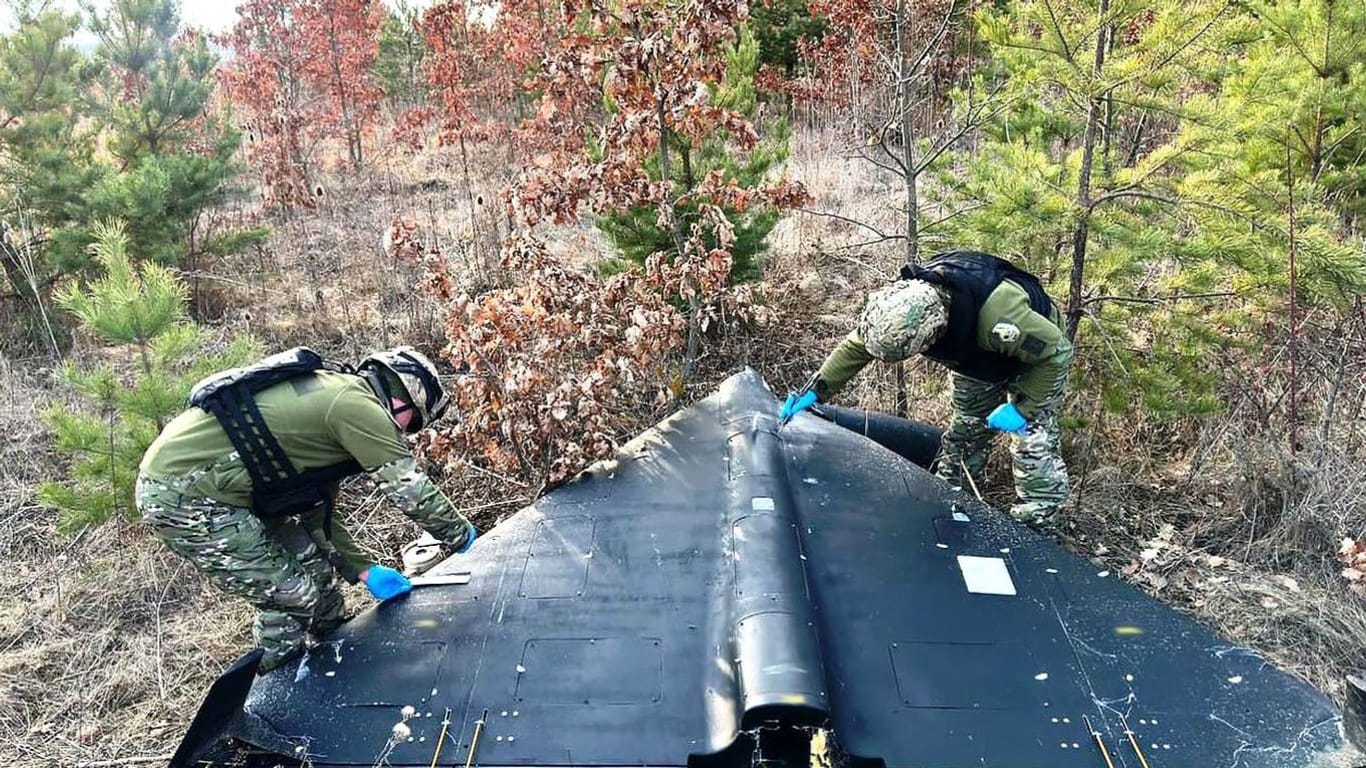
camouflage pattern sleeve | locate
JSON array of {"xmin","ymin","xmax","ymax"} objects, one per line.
[
  {"xmin": 813, "ymin": 331, "xmax": 876, "ymax": 401},
  {"xmin": 978, "ymin": 282, "xmax": 1073, "ymax": 419},
  {"xmin": 370, "ymin": 457, "xmax": 474, "ymax": 548}
]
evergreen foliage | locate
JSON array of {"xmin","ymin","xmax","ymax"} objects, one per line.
[
  {"xmin": 596, "ymin": 25, "xmax": 790, "ymax": 283},
  {"xmin": 1173, "ymin": 0, "xmax": 1366, "ymax": 309},
  {"xmin": 750, "ymin": 0, "xmax": 824, "ymax": 78},
  {"xmin": 0, "ymin": 4, "xmax": 101, "ymax": 297},
  {"xmin": 0, "ymin": 0, "xmax": 264, "ymax": 301},
  {"xmin": 927, "ymin": 0, "xmax": 1365, "ymax": 417},
  {"xmin": 374, "ymin": 0, "xmax": 429, "ymax": 111},
  {"xmin": 38, "ymin": 222, "xmax": 259, "ymax": 533}
]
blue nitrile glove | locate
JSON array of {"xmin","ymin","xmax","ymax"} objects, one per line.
[
  {"xmin": 986, "ymin": 402, "xmax": 1028, "ymax": 434},
  {"xmin": 363, "ymin": 565, "xmax": 412, "ymax": 600},
  {"xmin": 457, "ymin": 524, "xmax": 478, "ymax": 554},
  {"xmin": 779, "ymin": 390, "xmax": 818, "ymax": 423}
]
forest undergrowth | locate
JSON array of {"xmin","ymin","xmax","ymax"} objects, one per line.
[{"xmin": 1, "ymin": 131, "xmax": 1363, "ymax": 766}]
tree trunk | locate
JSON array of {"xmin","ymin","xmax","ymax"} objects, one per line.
[
  {"xmin": 456, "ymin": 132, "xmax": 494, "ymax": 285},
  {"xmin": 1065, "ymin": 0, "xmax": 1111, "ymax": 341},
  {"xmin": 657, "ymin": 96, "xmax": 701, "ymax": 379},
  {"xmin": 325, "ymin": 10, "xmax": 362, "ymax": 170},
  {"xmin": 892, "ymin": 0, "xmax": 923, "ymax": 417},
  {"xmin": 894, "ymin": 0, "xmax": 919, "ymax": 265},
  {"xmin": 1286, "ymin": 140, "xmax": 1299, "ymax": 454}
]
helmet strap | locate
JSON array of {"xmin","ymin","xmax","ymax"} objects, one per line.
[
  {"xmin": 390, "ymin": 397, "xmax": 418, "ymax": 432},
  {"xmin": 362, "ymin": 368, "xmax": 392, "ymax": 404}
]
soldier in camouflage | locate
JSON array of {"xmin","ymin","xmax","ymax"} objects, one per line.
[
  {"xmin": 782, "ymin": 251, "xmax": 1072, "ymax": 528},
  {"xmin": 136, "ymin": 347, "xmax": 475, "ymax": 672}
]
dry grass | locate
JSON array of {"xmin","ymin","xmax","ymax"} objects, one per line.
[
  {"xmin": 1, "ymin": 127, "xmax": 1364, "ymax": 766},
  {"xmin": 0, "ymin": 356, "xmax": 250, "ymax": 766}
]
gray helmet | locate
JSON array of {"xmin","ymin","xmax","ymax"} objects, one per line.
[
  {"xmin": 358, "ymin": 346, "xmax": 449, "ymax": 431},
  {"xmin": 858, "ymin": 280, "xmax": 948, "ymax": 361}
]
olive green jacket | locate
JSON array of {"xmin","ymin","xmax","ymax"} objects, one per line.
[
  {"xmin": 141, "ymin": 371, "xmax": 471, "ymax": 577},
  {"xmin": 814, "ymin": 280, "xmax": 1072, "ymax": 418}
]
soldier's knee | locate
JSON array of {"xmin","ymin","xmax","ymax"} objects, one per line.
[{"xmin": 270, "ymin": 572, "xmax": 321, "ymax": 617}]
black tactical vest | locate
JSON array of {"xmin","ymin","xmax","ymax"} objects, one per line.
[
  {"xmin": 188, "ymin": 347, "xmax": 364, "ymax": 534},
  {"xmin": 899, "ymin": 251, "xmax": 1054, "ymax": 383}
]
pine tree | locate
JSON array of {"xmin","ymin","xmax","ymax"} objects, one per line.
[
  {"xmin": 1174, "ymin": 0, "xmax": 1366, "ymax": 309},
  {"xmin": 0, "ymin": 4, "xmax": 102, "ymax": 297},
  {"xmin": 925, "ymin": 0, "xmax": 1366, "ymax": 420},
  {"xmin": 2, "ymin": 1, "xmax": 265, "ymax": 297},
  {"xmin": 374, "ymin": 0, "xmax": 429, "ymax": 111},
  {"xmin": 596, "ymin": 25, "xmax": 792, "ymax": 283},
  {"xmin": 38, "ymin": 221, "xmax": 258, "ymax": 533},
  {"xmin": 926, "ymin": 0, "xmax": 1248, "ymax": 416},
  {"xmin": 750, "ymin": 0, "xmax": 825, "ymax": 79},
  {"xmin": 64, "ymin": 0, "xmax": 264, "ymax": 270}
]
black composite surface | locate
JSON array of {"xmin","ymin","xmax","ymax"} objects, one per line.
[{"xmin": 176, "ymin": 370, "xmax": 1347, "ymax": 767}]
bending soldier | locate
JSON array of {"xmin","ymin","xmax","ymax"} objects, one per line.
[
  {"xmin": 136, "ymin": 346, "xmax": 475, "ymax": 671},
  {"xmin": 782, "ymin": 251, "xmax": 1072, "ymax": 528}
]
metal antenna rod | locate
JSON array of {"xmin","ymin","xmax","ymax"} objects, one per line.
[
  {"xmin": 428, "ymin": 708, "xmax": 452, "ymax": 768},
  {"xmin": 1083, "ymin": 715, "xmax": 1117, "ymax": 768},
  {"xmin": 463, "ymin": 708, "xmax": 489, "ymax": 768},
  {"xmin": 1119, "ymin": 712, "xmax": 1154, "ymax": 768}
]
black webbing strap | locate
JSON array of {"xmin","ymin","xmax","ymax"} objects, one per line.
[
  {"xmin": 205, "ymin": 382, "xmax": 299, "ymax": 491},
  {"xmin": 191, "ymin": 349, "xmax": 369, "ymax": 539},
  {"xmin": 321, "ymin": 495, "xmax": 337, "ymax": 541}
]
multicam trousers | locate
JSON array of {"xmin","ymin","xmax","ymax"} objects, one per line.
[
  {"xmin": 935, "ymin": 371, "xmax": 1070, "ymax": 527},
  {"xmin": 135, "ymin": 473, "xmax": 347, "ymax": 672}
]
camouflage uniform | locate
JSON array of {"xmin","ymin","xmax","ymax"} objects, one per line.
[
  {"xmin": 136, "ymin": 472, "xmax": 347, "ymax": 668},
  {"xmin": 935, "ymin": 369, "xmax": 1070, "ymax": 526},
  {"xmin": 136, "ymin": 371, "xmax": 473, "ymax": 671},
  {"xmin": 811, "ymin": 271, "xmax": 1072, "ymax": 527}
]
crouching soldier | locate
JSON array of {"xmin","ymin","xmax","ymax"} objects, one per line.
[
  {"xmin": 136, "ymin": 346, "xmax": 476, "ymax": 672},
  {"xmin": 782, "ymin": 251, "xmax": 1073, "ymax": 528}
]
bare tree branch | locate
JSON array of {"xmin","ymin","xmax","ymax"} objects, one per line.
[
  {"xmin": 834, "ymin": 236, "xmax": 909, "ymax": 253},
  {"xmin": 904, "ymin": 0, "xmax": 963, "ymax": 84},
  {"xmin": 794, "ymin": 207, "xmax": 895, "ymax": 239},
  {"xmin": 1088, "ymin": 188, "xmax": 1295, "ymax": 240},
  {"xmin": 913, "ymin": 89, "xmax": 1015, "ymax": 175},
  {"xmin": 920, "ymin": 203, "xmax": 987, "ymax": 232},
  {"xmin": 853, "ymin": 145, "xmax": 907, "ymax": 176},
  {"xmin": 1038, "ymin": 0, "xmax": 1076, "ymax": 64}
]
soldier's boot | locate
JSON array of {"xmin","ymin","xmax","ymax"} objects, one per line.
[
  {"xmin": 936, "ymin": 374, "xmax": 1007, "ymax": 489},
  {"xmin": 1007, "ymin": 416, "xmax": 1069, "ymax": 532},
  {"xmin": 1007, "ymin": 501, "xmax": 1061, "ymax": 529}
]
